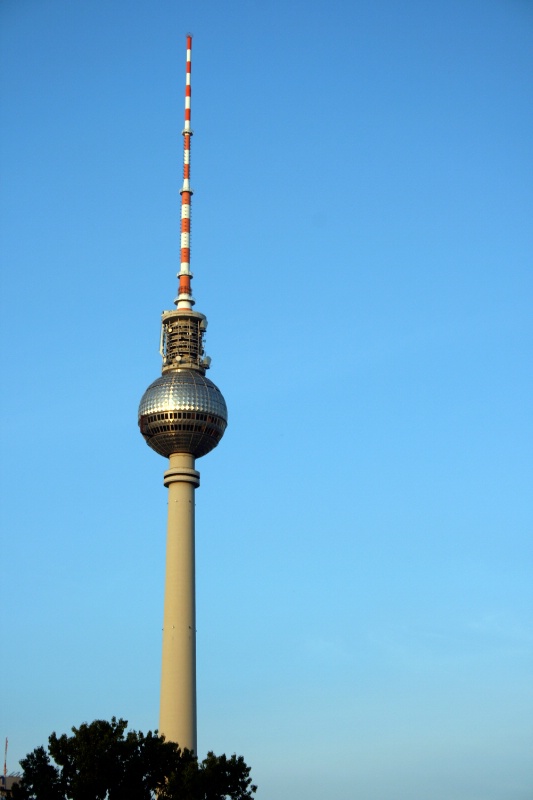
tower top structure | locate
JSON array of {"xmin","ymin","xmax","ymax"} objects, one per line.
[{"xmin": 138, "ymin": 35, "xmax": 227, "ymax": 459}]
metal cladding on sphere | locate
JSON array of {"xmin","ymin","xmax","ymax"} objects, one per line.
[{"xmin": 138, "ymin": 370, "xmax": 227, "ymax": 458}]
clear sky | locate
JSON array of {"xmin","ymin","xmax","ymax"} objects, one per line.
[{"xmin": 1, "ymin": 1, "xmax": 532, "ymax": 798}]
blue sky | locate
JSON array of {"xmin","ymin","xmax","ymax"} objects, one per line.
[{"xmin": 1, "ymin": 1, "xmax": 532, "ymax": 798}]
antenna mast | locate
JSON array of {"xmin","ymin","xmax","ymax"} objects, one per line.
[
  {"xmin": 158, "ymin": 34, "xmax": 211, "ymax": 375},
  {"xmin": 176, "ymin": 34, "xmax": 194, "ymax": 309}
]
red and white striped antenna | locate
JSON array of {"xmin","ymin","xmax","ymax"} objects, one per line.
[{"xmin": 175, "ymin": 34, "xmax": 194, "ymax": 309}]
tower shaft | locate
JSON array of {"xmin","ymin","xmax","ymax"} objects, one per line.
[{"xmin": 160, "ymin": 452, "xmax": 200, "ymax": 751}]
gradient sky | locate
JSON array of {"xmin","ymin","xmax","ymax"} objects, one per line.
[{"xmin": 1, "ymin": 1, "xmax": 532, "ymax": 798}]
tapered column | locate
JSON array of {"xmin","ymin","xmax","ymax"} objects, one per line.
[{"xmin": 160, "ymin": 452, "xmax": 200, "ymax": 752}]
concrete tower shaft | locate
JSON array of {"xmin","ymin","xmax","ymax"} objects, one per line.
[{"xmin": 160, "ymin": 453, "xmax": 199, "ymax": 751}]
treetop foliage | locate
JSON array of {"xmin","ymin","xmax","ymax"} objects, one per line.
[{"xmin": 12, "ymin": 718, "xmax": 256, "ymax": 800}]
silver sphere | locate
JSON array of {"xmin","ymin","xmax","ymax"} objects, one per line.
[{"xmin": 139, "ymin": 370, "xmax": 227, "ymax": 458}]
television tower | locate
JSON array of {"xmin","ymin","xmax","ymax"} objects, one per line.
[{"xmin": 138, "ymin": 35, "xmax": 227, "ymax": 753}]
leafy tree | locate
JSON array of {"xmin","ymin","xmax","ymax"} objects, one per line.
[
  {"xmin": 161, "ymin": 751, "xmax": 257, "ymax": 800},
  {"xmin": 11, "ymin": 746, "xmax": 63, "ymax": 800},
  {"xmin": 12, "ymin": 718, "xmax": 256, "ymax": 800}
]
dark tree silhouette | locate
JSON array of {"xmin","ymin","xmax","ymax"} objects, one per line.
[{"xmin": 12, "ymin": 718, "xmax": 256, "ymax": 800}]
